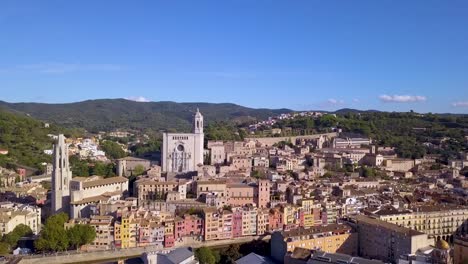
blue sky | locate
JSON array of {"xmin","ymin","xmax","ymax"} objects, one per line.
[{"xmin": 0, "ymin": 1, "xmax": 467, "ymax": 113}]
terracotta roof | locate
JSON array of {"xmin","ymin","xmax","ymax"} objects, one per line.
[
  {"xmin": 82, "ymin": 176, "xmax": 128, "ymax": 188},
  {"xmin": 351, "ymin": 215, "xmax": 425, "ymax": 236}
]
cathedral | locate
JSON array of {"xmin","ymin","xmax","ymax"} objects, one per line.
[{"xmin": 161, "ymin": 109, "xmax": 204, "ymax": 173}]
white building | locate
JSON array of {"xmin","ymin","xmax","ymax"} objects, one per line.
[
  {"xmin": 162, "ymin": 109, "xmax": 204, "ymax": 173},
  {"xmin": 69, "ymin": 175, "xmax": 128, "ymax": 218},
  {"xmin": 0, "ymin": 203, "xmax": 41, "ymax": 235}
]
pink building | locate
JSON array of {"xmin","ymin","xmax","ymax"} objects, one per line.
[
  {"xmin": 232, "ymin": 209, "xmax": 243, "ymax": 238},
  {"xmin": 269, "ymin": 208, "xmax": 283, "ymax": 232},
  {"xmin": 174, "ymin": 217, "xmax": 185, "ymax": 240},
  {"xmin": 164, "ymin": 234, "xmax": 175, "ymax": 248},
  {"xmin": 174, "ymin": 214, "xmax": 203, "ymax": 241},
  {"xmin": 184, "ymin": 214, "xmax": 203, "ymax": 238}
]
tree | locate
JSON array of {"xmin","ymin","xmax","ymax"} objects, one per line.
[
  {"xmin": 100, "ymin": 141, "xmax": 126, "ymax": 160},
  {"xmin": 220, "ymin": 244, "xmax": 242, "ymax": 263},
  {"xmin": 3, "ymin": 224, "xmax": 33, "ymax": 248},
  {"xmin": 0, "ymin": 242, "xmax": 10, "ymax": 256},
  {"xmin": 195, "ymin": 247, "xmax": 216, "ymax": 264},
  {"xmin": 67, "ymin": 225, "xmax": 96, "ymax": 250},
  {"xmin": 133, "ymin": 164, "xmax": 146, "ymax": 176},
  {"xmin": 34, "ymin": 213, "xmax": 70, "ymax": 252}
]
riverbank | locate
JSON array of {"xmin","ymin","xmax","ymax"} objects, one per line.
[{"xmin": 18, "ymin": 235, "xmax": 270, "ymax": 264}]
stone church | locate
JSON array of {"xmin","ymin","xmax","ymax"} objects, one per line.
[{"xmin": 162, "ymin": 109, "xmax": 204, "ymax": 173}]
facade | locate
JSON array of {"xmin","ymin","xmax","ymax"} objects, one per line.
[
  {"xmin": 0, "ymin": 204, "xmax": 41, "ymax": 235},
  {"xmin": 116, "ymin": 157, "xmax": 151, "ymax": 177},
  {"xmin": 135, "ymin": 179, "xmax": 179, "ymax": 204},
  {"xmin": 270, "ymin": 224, "xmax": 358, "ymax": 263},
  {"xmin": 89, "ymin": 215, "xmax": 114, "ymax": 250},
  {"xmin": 203, "ymin": 208, "xmax": 233, "ymax": 241},
  {"xmin": 454, "ymin": 235, "xmax": 468, "ymax": 264},
  {"xmin": 372, "ymin": 205, "xmax": 468, "ymax": 242},
  {"xmin": 350, "ymin": 215, "xmax": 431, "ymax": 264},
  {"xmin": 51, "ymin": 134, "xmax": 72, "ymax": 215},
  {"xmin": 162, "ymin": 109, "xmax": 204, "ymax": 173},
  {"xmin": 69, "ymin": 176, "xmax": 129, "ymax": 218}
]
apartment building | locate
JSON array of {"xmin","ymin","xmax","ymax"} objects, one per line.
[
  {"xmin": 271, "ymin": 224, "xmax": 358, "ymax": 263},
  {"xmin": 203, "ymin": 208, "xmax": 233, "ymax": 241},
  {"xmin": 371, "ymin": 205, "xmax": 468, "ymax": 242},
  {"xmin": 89, "ymin": 215, "xmax": 114, "ymax": 250},
  {"xmin": 0, "ymin": 204, "xmax": 41, "ymax": 235},
  {"xmin": 350, "ymin": 215, "xmax": 431, "ymax": 264}
]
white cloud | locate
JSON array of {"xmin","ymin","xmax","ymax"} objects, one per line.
[
  {"xmin": 17, "ymin": 62, "xmax": 123, "ymax": 74},
  {"xmin": 327, "ymin": 98, "xmax": 345, "ymax": 105},
  {"xmin": 452, "ymin": 101, "xmax": 468, "ymax": 107},
  {"xmin": 352, "ymin": 98, "xmax": 360, "ymax": 103},
  {"xmin": 379, "ymin": 94, "xmax": 426, "ymax": 103},
  {"xmin": 125, "ymin": 96, "xmax": 151, "ymax": 102}
]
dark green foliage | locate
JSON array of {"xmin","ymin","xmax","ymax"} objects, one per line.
[
  {"xmin": 205, "ymin": 122, "xmax": 245, "ymax": 141},
  {"xmin": 34, "ymin": 213, "xmax": 95, "ymax": 252},
  {"xmin": 130, "ymin": 140, "xmax": 161, "ymax": 156},
  {"xmin": 69, "ymin": 157, "xmax": 116, "ymax": 178},
  {"xmin": 0, "ymin": 242, "xmax": 9, "ymax": 256},
  {"xmin": 1, "ymin": 224, "xmax": 33, "ymax": 250},
  {"xmin": 0, "ymin": 99, "xmax": 291, "ymax": 133},
  {"xmin": 360, "ymin": 166, "xmax": 376, "ymax": 178},
  {"xmin": 251, "ymin": 170, "xmax": 266, "ymax": 179},
  {"xmin": 100, "ymin": 141, "xmax": 127, "ymax": 160},
  {"xmin": 218, "ymin": 244, "xmax": 242, "ymax": 264},
  {"xmin": 132, "ymin": 164, "xmax": 146, "ymax": 176},
  {"xmin": 34, "ymin": 213, "xmax": 70, "ymax": 252},
  {"xmin": 67, "ymin": 225, "xmax": 96, "ymax": 250},
  {"xmin": 0, "ymin": 109, "xmax": 59, "ymax": 169},
  {"xmin": 195, "ymin": 247, "xmax": 217, "ymax": 264}
]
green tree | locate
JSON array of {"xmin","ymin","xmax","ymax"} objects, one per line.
[
  {"xmin": 101, "ymin": 141, "xmax": 127, "ymax": 160},
  {"xmin": 34, "ymin": 213, "xmax": 70, "ymax": 252},
  {"xmin": 220, "ymin": 244, "xmax": 242, "ymax": 263},
  {"xmin": 195, "ymin": 247, "xmax": 216, "ymax": 264},
  {"xmin": 0, "ymin": 242, "xmax": 10, "ymax": 256},
  {"xmin": 2, "ymin": 224, "xmax": 33, "ymax": 248},
  {"xmin": 133, "ymin": 164, "xmax": 146, "ymax": 176},
  {"xmin": 67, "ymin": 225, "xmax": 96, "ymax": 250}
]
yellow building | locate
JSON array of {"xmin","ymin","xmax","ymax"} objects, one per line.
[{"xmin": 270, "ymin": 224, "xmax": 357, "ymax": 263}]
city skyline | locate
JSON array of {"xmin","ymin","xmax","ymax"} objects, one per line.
[{"xmin": 1, "ymin": 1, "xmax": 467, "ymax": 113}]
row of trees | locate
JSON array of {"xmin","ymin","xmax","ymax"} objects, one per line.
[
  {"xmin": 69, "ymin": 156, "xmax": 117, "ymax": 178},
  {"xmin": 34, "ymin": 213, "xmax": 96, "ymax": 252}
]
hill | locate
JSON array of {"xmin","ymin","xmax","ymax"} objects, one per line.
[
  {"xmin": 0, "ymin": 109, "xmax": 73, "ymax": 171},
  {"xmin": 0, "ymin": 99, "xmax": 292, "ymax": 133}
]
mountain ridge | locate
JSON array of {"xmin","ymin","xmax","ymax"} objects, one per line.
[{"xmin": 0, "ymin": 99, "xmax": 293, "ymax": 133}]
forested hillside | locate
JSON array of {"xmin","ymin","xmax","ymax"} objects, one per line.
[
  {"xmin": 0, "ymin": 99, "xmax": 292, "ymax": 133},
  {"xmin": 0, "ymin": 109, "xmax": 75, "ymax": 171}
]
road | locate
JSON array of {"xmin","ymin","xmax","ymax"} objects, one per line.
[{"xmin": 17, "ymin": 235, "xmax": 271, "ymax": 264}]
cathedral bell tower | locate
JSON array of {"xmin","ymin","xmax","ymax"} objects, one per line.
[
  {"xmin": 193, "ymin": 108, "xmax": 204, "ymax": 134},
  {"xmin": 193, "ymin": 108, "xmax": 204, "ymax": 167}
]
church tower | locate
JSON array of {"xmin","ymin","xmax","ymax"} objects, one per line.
[
  {"xmin": 193, "ymin": 108, "xmax": 204, "ymax": 134},
  {"xmin": 51, "ymin": 134, "xmax": 71, "ymax": 215},
  {"xmin": 193, "ymin": 108, "xmax": 204, "ymax": 167}
]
